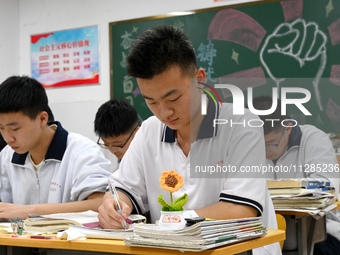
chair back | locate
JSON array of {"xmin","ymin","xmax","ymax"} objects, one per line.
[{"xmin": 276, "ymin": 213, "xmax": 286, "ymax": 250}]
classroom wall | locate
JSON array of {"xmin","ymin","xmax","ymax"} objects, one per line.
[
  {"xmin": 0, "ymin": 0, "xmax": 19, "ymax": 83},
  {"xmin": 16, "ymin": 0, "xmax": 261, "ymax": 141}
]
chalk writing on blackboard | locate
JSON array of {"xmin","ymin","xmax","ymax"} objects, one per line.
[
  {"xmin": 260, "ymin": 19, "xmax": 327, "ymax": 112},
  {"xmin": 110, "ymin": 0, "xmax": 340, "ymax": 132}
]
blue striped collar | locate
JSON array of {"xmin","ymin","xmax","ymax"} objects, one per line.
[
  {"xmin": 161, "ymin": 97, "xmax": 219, "ymax": 143},
  {"xmin": 11, "ymin": 121, "xmax": 68, "ymax": 165}
]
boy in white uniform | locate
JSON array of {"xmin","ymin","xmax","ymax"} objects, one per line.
[
  {"xmin": 0, "ymin": 76, "xmax": 111, "ymax": 219},
  {"xmin": 94, "ymin": 99, "xmax": 139, "ymax": 173},
  {"xmin": 252, "ymin": 96, "xmax": 340, "ymax": 254},
  {"xmin": 98, "ymin": 26, "xmax": 281, "ymax": 254}
]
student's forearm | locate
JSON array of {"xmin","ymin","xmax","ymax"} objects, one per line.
[
  {"xmin": 194, "ymin": 201, "xmax": 258, "ymax": 220},
  {"xmin": 30, "ymin": 192, "xmax": 105, "ymax": 215}
]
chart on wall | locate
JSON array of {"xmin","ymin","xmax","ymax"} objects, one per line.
[
  {"xmin": 110, "ymin": 0, "xmax": 340, "ymax": 133},
  {"xmin": 31, "ymin": 25, "xmax": 99, "ymax": 88}
]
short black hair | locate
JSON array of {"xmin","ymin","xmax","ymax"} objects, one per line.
[
  {"xmin": 0, "ymin": 75, "xmax": 50, "ymax": 120},
  {"xmin": 46, "ymin": 105, "xmax": 55, "ymax": 122},
  {"xmin": 250, "ymin": 96, "xmax": 287, "ymax": 135},
  {"xmin": 94, "ymin": 99, "xmax": 138, "ymax": 138},
  {"xmin": 126, "ymin": 26, "xmax": 197, "ymax": 79}
]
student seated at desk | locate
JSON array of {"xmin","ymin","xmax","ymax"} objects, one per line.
[
  {"xmin": 94, "ymin": 99, "xmax": 140, "ymax": 173},
  {"xmin": 98, "ymin": 26, "xmax": 281, "ymax": 255},
  {"xmin": 0, "ymin": 76, "xmax": 112, "ymax": 219},
  {"xmin": 251, "ymin": 96, "xmax": 340, "ymax": 255}
]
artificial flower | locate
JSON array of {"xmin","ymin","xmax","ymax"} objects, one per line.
[
  {"xmin": 158, "ymin": 170, "xmax": 188, "ymax": 211},
  {"xmin": 159, "ymin": 170, "xmax": 184, "ymax": 193}
]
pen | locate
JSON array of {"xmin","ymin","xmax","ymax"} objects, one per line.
[
  {"xmin": 108, "ymin": 181, "xmax": 127, "ymax": 229},
  {"xmin": 30, "ymin": 235, "xmax": 57, "ymax": 239},
  {"xmin": 12, "ymin": 235, "xmax": 57, "ymax": 239},
  {"xmin": 12, "ymin": 235, "xmax": 29, "ymax": 238}
]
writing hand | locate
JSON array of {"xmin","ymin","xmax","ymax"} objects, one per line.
[{"xmin": 98, "ymin": 198, "xmax": 130, "ymax": 229}]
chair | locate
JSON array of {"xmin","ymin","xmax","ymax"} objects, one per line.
[{"xmin": 276, "ymin": 213, "xmax": 286, "ymax": 250}]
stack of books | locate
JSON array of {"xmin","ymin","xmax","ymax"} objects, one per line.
[
  {"xmin": 267, "ymin": 179, "xmax": 335, "ymax": 212},
  {"xmin": 124, "ymin": 217, "xmax": 267, "ymax": 252},
  {"xmin": 24, "ymin": 210, "xmax": 146, "ymax": 239}
]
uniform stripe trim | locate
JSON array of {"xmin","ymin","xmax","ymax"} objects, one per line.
[{"xmin": 219, "ymin": 193, "xmax": 263, "ymax": 216}]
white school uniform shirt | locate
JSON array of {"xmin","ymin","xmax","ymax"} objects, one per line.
[
  {"xmin": 0, "ymin": 121, "xmax": 112, "ymax": 204},
  {"xmin": 110, "ymin": 98, "xmax": 281, "ymax": 255},
  {"xmin": 267, "ymin": 124, "xmax": 339, "ymax": 197},
  {"xmin": 100, "ymin": 147, "xmax": 120, "ymax": 173},
  {"xmin": 267, "ymin": 124, "xmax": 340, "ymax": 244}
]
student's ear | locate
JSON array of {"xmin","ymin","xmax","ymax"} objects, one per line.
[
  {"xmin": 196, "ymin": 68, "xmax": 206, "ymax": 84},
  {"xmin": 286, "ymin": 123, "xmax": 293, "ymax": 135},
  {"xmin": 38, "ymin": 111, "xmax": 49, "ymax": 127}
]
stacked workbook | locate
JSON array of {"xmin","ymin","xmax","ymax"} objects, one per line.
[
  {"xmin": 124, "ymin": 217, "xmax": 267, "ymax": 252},
  {"xmin": 267, "ymin": 179, "xmax": 336, "ymax": 215},
  {"xmin": 24, "ymin": 210, "xmax": 146, "ymax": 239}
]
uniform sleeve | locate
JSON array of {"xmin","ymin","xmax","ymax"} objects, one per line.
[
  {"xmin": 69, "ymin": 143, "xmax": 112, "ymax": 201},
  {"xmin": 301, "ymin": 126, "xmax": 339, "ymax": 197},
  {"xmin": 109, "ymin": 121, "xmax": 149, "ymax": 215},
  {"xmin": 0, "ymin": 147, "xmax": 13, "ymax": 203},
  {"xmin": 219, "ymin": 112, "xmax": 268, "ymax": 216}
]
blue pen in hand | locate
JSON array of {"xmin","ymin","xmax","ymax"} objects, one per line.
[{"xmin": 108, "ymin": 181, "xmax": 127, "ymax": 230}]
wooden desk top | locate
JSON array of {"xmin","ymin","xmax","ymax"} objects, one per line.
[
  {"xmin": 276, "ymin": 201, "xmax": 340, "ymax": 216},
  {"xmin": 0, "ymin": 229, "xmax": 285, "ymax": 255},
  {"xmin": 334, "ymin": 200, "xmax": 340, "ymax": 210}
]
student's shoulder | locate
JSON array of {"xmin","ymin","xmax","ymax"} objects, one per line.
[
  {"xmin": 132, "ymin": 116, "xmax": 164, "ymax": 144},
  {"xmin": 300, "ymin": 124, "xmax": 327, "ymax": 138},
  {"xmin": 67, "ymin": 132, "xmax": 98, "ymax": 150},
  {"xmin": 142, "ymin": 115, "xmax": 161, "ymax": 125},
  {"xmin": 139, "ymin": 116, "xmax": 163, "ymax": 131},
  {"xmin": 300, "ymin": 124, "xmax": 323, "ymax": 133},
  {"xmin": 0, "ymin": 144, "xmax": 14, "ymax": 159}
]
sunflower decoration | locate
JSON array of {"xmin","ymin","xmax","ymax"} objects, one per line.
[{"xmin": 158, "ymin": 170, "xmax": 188, "ymax": 211}]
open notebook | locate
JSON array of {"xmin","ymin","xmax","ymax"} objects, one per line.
[{"xmin": 24, "ymin": 210, "xmax": 146, "ymax": 238}]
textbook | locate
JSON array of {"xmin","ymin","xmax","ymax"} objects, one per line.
[
  {"xmin": 24, "ymin": 210, "xmax": 146, "ymax": 234},
  {"xmin": 267, "ymin": 179, "xmax": 331, "ymax": 189},
  {"xmin": 269, "ymin": 187, "xmax": 308, "ymax": 196},
  {"xmin": 68, "ymin": 225, "xmax": 136, "ymax": 240},
  {"xmin": 269, "ymin": 187, "xmax": 335, "ymax": 196},
  {"xmin": 272, "ymin": 192, "xmax": 335, "ymax": 209},
  {"xmin": 125, "ymin": 217, "xmax": 267, "ymax": 251},
  {"xmin": 270, "ymin": 188, "xmax": 335, "ymax": 212}
]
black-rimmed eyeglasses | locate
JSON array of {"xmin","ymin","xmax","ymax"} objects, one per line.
[
  {"xmin": 97, "ymin": 125, "xmax": 138, "ymax": 151},
  {"xmin": 265, "ymin": 129, "xmax": 286, "ymax": 151}
]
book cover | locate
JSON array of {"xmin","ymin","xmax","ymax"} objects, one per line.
[{"xmin": 267, "ymin": 179, "xmax": 331, "ymax": 189}]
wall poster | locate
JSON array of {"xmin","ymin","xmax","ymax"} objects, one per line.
[{"xmin": 31, "ymin": 25, "xmax": 99, "ymax": 88}]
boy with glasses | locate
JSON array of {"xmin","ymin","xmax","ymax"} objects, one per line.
[
  {"xmin": 251, "ymin": 96, "xmax": 340, "ymax": 254},
  {"xmin": 252, "ymin": 96, "xmax": 338, "ymax": 181},
  {"xmin": 94, "ymin": 99, "xmax": 139, "ymax": 172}
]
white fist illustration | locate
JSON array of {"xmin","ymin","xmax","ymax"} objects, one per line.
[{"xmin": 260, "ymin": 19, "xmax": 327, "ymax": 111}]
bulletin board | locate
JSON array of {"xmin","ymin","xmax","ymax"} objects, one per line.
[
  {"xmin": 31, "ymin": 26, "xmax": 99, "ymax": 88},
  {"xmin": 109, "ymin": 0, "xmax": 340, "ymax": 133}
]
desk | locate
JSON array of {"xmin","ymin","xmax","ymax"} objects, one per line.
[
  {"xmin": 0, "ymin": 229, "xmax": 285, "ymax": 255},
  {"xmin": 276, "ymin": 201, "xmax": 340, "ymax": 255}
]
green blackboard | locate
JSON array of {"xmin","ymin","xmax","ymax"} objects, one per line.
[{"xmin": 110, "ymin": 0, "xmax": 340, "ymax": 133}]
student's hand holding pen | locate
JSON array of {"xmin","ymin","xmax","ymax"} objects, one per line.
[{"xmin": 98, "ymin": 184, "xmax": 133, "ymax": 229}]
